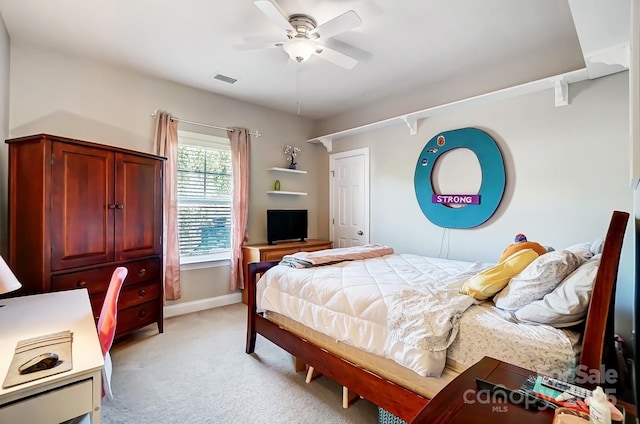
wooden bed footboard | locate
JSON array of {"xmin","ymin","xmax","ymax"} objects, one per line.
[{"xmin": 244, "ymin": 210, "xmax": 629, "ymax": 422}]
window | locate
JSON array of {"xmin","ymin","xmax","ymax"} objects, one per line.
[{"xmin": 177, "ymin": 131, "xmax": 232, "ymax": 265}]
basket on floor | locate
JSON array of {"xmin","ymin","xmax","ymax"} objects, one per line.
[{"xmin": 378, "ymin": 408, "xmax": 408, "ymax": 424}]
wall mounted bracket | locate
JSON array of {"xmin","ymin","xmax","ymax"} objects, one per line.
[
  {"xmin": 400, "ymin": 115, "xmax": 418, "ymax": 135},
  {"xmin": 553, "ymin": 77, "xmax": 569, "ymax": 107},
  {"xmin": 317, "ymin": 137, "xmax": 333, "ymax": 152}
]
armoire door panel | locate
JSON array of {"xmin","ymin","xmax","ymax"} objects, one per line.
[
  {"xmin": 114, "ymin": 153, "xmax": 163, "ymax": 260},
  {"xmin": 51, "ymin": 143, "xmax": 115, "ymax": 270},
  {"xmin": 8, "ymin": 133, "xmax": 165, "ymax": 338}
]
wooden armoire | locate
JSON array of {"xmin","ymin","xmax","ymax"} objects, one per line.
[{"xmin": 6, "ymin": 134, "xmax": 165, "ymax": 338}]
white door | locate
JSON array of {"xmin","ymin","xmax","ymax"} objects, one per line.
[{"xmin": 330, "ymin": 148, "xmax": 369, "ymax": 247}]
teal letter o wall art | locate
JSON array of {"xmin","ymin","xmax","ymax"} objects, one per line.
[{"xmin": 414, "ymin": 128, "xmax": 506, "ymax": 228}]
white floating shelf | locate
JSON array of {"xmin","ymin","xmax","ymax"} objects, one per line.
[
  {"xmin": 267, "ymin": 190, "xmax": 308, "ymax": 196},
  {"xmin": 268, "ymin": 167, "xmax": 307, "ymax": 174},
  {"xmin": 306, "ymin": 67, "xmax": 603, "ymax": 151}
]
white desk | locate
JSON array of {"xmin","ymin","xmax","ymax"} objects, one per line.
[{"xmin": 0, "ymin": 289, "xmax": 104, "ymax": 424}]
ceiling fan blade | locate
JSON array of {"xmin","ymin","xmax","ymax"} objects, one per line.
[
  {"xmin": 309, "ymin": 10, "xmax": 362, "ymax": 39},
  {"xmin": 233, "ymin": 36, "xmax": 284, "ymax": 50},
  {"xmin": 254, "ymin": 0, "xmax": 294, "ymax": 32},
  {"xmin": 314, "ymin": 45, "xmax": 358, "ymax": 70}
]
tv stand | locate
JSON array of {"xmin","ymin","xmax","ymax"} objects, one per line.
[{"xmin": 241, "ymin": 239, "xmax": 332, "ymax": 304}]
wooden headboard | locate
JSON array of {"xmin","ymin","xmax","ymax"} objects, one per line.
[{"xmin": 579, "ymin": 210, "xmax": 629, "ymax": 382}]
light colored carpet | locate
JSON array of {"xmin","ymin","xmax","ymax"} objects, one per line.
[{"xmin": 102, "ymin": 303, "xmax": 378, "ymax": 423}]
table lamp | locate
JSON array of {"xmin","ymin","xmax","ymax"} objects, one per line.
[{"xmin": 0, "ymin": 254, "xmax": 21, "ymax": 306}]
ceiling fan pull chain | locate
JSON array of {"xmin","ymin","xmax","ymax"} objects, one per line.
[{"xmin": 296, "ymin": 63, "xmax": 301, "ymax": 116}]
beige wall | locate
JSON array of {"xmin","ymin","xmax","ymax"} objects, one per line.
[
  {"xmin": 316, "ymin": 72, "xmax": 635, "ymax": 341},
  {"xmin": 7, "ymin": 42, "xmax": 328, "ymax": 303},
  {"xmin": 0, "ymin": 15, "xmax": 8, "ymax": 255},
  {"xmin": 2, "ymin": 35, "xmax": 636, "ymax": 344}
]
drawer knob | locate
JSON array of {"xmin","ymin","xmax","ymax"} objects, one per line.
[
  {"xmin": 138, "ymin": 288, "xmax": 147, "ymax": 297},
  {"xmin": 76, "ymin": 281, "xmax": 88, "ymax": 288},
  {"xmin": 138, "ymin": 309, "xmax": 147, "ymax": 318},
  {"xmin": 138, "ymin": 268, "xmax": 146, "ymax": 277}
]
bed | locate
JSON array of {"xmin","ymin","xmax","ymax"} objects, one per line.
[{"xmin": 245, "ymin": 210, "xmax": 628, "ymax": 422}]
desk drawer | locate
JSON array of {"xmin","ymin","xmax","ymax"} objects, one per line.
[
  {"xmin": 51, "ymin": 258, "xmax": 161, "ymax": 294},
  {"xmin": 0, "ymin": 378, "xmax": 93, "ymax": 424}
]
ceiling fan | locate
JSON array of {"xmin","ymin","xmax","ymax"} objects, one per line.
[{"xmin": 238, "ymin": 0, "xmax": 362, "ymax": 69}]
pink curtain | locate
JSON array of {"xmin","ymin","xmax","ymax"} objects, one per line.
[
  {"xmin": 228, "ymin": 128, "xmax": 250, "ymax": 291},
  {"xmin": 154, "ymin": 111, "xmax": 181, "ymax": 300}
]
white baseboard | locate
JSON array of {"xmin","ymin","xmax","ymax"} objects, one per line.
[{"xmin": 163, "ymin": 293, "xmax": 242, "ymax": 318}]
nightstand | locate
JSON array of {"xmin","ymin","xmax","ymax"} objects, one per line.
[{"xmin": 411, "ymin": 356, "xmax": 636, "ymax": 424}]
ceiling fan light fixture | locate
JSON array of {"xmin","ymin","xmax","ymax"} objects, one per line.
[{"xmin": 283, "ymin": 37, "xmax": 315, "ymax": 63}]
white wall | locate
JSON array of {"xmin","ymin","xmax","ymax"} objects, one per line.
[
  {"xmin": 7, "ymin": 42, "xmax": 326, "ymax": 304},
  {"xmin": 319, "ymin": 72, "xmax": 635, "ymax": 341}
]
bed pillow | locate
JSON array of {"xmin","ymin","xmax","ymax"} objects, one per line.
[
  {"xmin": 460, "ymin": 248, "xmax": 539, "ymax": 300},
  {"xmin": 565, "ymin": 242, "xmax": 593, "ymax": 264},
  {"xmin": 514, "ymin": 254, "xmax": 601, "ymax": 327},
  {"xmin": 590, "ymin": 238, "xmax": 604, "ymax": 255},
  {"xmin": 494, "ymin": 250, "xmax": 580, "ymax": 311}
]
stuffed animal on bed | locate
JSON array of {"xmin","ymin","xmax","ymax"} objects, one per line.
[{"xmin": 497, "ymin": 233, "xmax": 547, "ymax": 263}]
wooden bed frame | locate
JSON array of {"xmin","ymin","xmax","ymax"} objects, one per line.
[{"xmin": 245, "ymin": 210, "xmax": 629, "ymax": 422}]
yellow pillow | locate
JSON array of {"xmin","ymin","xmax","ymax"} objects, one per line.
[{"xmin": 460, "ymin": 249, "xmax": 539, "ymax": 300}]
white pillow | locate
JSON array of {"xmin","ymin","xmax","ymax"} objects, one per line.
[
  {"xmin": 493, "ymin": 250, "xmax": 580, "ymax": 311},
  {"xmin": 590, "ymin": 238, "xmax": 604, "ymax": 255},
  {"xmin": 565, "ymin": 242, "xmax": 593, "ymax": 264},
  {"xmin": 514, "ymin": 254, "xmax": 601, "ymax": 327}
]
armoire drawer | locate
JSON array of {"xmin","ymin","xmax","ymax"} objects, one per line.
[
  {"xmin": 51, "ymin": 258, "xmax": 161, "ymax": 294},
  {"xmin": 118, "ymin": 281, "xmax": 161, "ymax": 310},
  {"xmin": 89, "ymin": 280, "xmax": 161, "ymax": 316},
  {"xmin": 116, "ymin": 301, "xmax": 160, "ymax": 336},
  {"xmin": 124, "ymin": 259, "xmax": 162, "ymax": 286}
]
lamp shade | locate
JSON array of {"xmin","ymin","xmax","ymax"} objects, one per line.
[
  {"xmin": 0, "ymin": 255, "xmax": 21, "ymax": 295},
  {"xmin": 283, "ymin": 37, "xmax": 316, "ymax": 63}
]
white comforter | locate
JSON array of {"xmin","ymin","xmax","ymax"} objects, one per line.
[{"xmin": 257, "ymin": 253, "xmax": 490, "ymax": 377}]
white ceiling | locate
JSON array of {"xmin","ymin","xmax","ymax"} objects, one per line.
[{"xmin": 0, "ymin": 0, "xmax": 631, "ymax": 121}]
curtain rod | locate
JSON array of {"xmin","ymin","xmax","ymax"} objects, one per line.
[{"xmin": 151, "ymin": 111, "xmax": 261, "ymax": 138}]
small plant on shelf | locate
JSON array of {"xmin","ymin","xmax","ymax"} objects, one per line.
[{"xmin": 284, "ymin": 145, "xmax": 301, "ymax": 169}]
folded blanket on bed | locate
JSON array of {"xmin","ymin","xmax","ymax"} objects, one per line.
[
  {"xmin": 386, "ymin": 262, "xmax": 487, "ymax": 352},
  {"xmin": 279, "ymin": 243, "xmax": 394, "ymax": 268}
]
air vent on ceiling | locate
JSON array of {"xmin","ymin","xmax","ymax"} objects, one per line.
[{"xmin": 212, "ymin": 73, "xmax": 237, "ymax": 84}]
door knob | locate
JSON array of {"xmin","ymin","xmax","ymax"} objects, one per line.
[{"xmin": 357, "ymin": 230, "xmax": 363, "ymax": 235}]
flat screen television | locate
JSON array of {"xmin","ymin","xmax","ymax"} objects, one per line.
[{"xmin": 267, "ymin": 209, "xmax": 308, "ymax": 245}]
